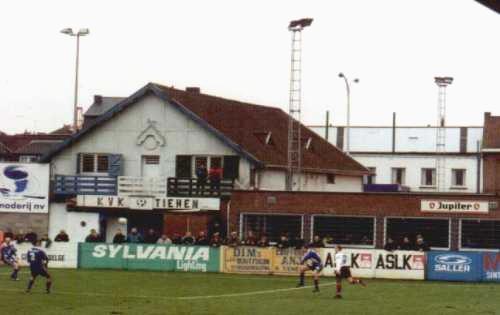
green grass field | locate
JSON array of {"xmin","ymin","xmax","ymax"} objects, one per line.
[{"xmin": 1, "ymin": 267, "xmax": 499, "ymax": 315}]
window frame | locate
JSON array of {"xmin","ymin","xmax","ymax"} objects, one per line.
[
  {"xmin": 80, "ymin": 153, "xmax": 110, "ymax": 175},
  {"xmin": 420, "ymin": 168, "xmax": 436, "ymax": 187},
  {"xmin": 384, "ymin": 216, "xmax": 451, "ymax": 250},
  {"xmin": 239, "ymin": 212, "xmax": 304, "ymax": 242},
  {"xmin": 191, "ymin": 155, "xmax": 223, "ymax": 177},
  {"xmin": 459, "ymin": 218, "xmax": 500, "ymax": 252},
  {"xmin": 311, "ymin": 214, "xmax": 376, "ymax": 249},
  {"xmin": 364, "ymin": 167, "xmax": 376, "ymax": 185},
  {"xmin": 391, "ymin": 167, "xmax": 406, "ymax": 185},
  {"xmin": 451, "ymin": 168, "xmax": 466, "ymax": 188}
]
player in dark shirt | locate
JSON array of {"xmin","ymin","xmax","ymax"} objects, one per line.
[
  {"xmin": 297, "ymin": 245, "xmax": 322, "ymax": 292},
  {"xmin": 26, "ymin": 241, "xmax": 52, "ymax": 294},
  {"xmin": 1, "ymin": 237, "xmax": 20, "ymax": 280}
]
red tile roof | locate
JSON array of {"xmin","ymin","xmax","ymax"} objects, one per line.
[{"xmin": 156, "ymin": 84, "xmax": 368, "ymax": 175}]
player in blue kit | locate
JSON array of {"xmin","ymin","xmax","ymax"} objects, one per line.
[
  {"xmin": 26, "ymin": 240, "xmax": 52, "ymax": 294},
  {"xmin": 1, "ymin": 237, "xmax": 20, "ymax": 280},
  {"xmin": 297, "ymin": 245, "xmax": 322, "ymax": 292}
]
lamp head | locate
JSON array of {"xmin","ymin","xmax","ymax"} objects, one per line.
[
  {"xmin": 353, "ymin": 78, "xmax": 360, "ymax": 83},
  {"xmin": 78, "ymin": 28, "xmax": 90, "ymax": 36},
  {"xmin": 60, "ymin": 28, "xmax": 74, "ymax": 35},
  {"xmin": 338, "ymin": 72, "xmax": 345, "ymax": 78}
]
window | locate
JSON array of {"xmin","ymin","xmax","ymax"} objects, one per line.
[
  {"xmin": 386, "ymin": 218, "xmax": 449, "ymax": 248},
  {"xmin": 80, "ymin": 153, "xmax": 110, "ymax": 174},
  {"xmin": 421, "ymin": 168, "xmax": 436, "ymax": 186},
  {"xmin": 142, "ymin": 155, "xmax": 160, "ymax": 165},
  {"xmin": 326, "ymin": 174, "xmax": 336, "ymax": 184},
  {"xmin": 19, "ymin": 155, "xmax": 39, "ymax": 163},
  {"xmin": 176, "ymin": 155, "xmax": 192, "ymax": 178},
  {"xmin": 391, "ymin": 168, "xmax": 405, "ymax": 185},
  {"xmin": 364, "ymin": 167, "xmax": 376, "ymax": 185},
  {"xmin": 242, "ymin": 214, "xmax": 302, "ymax": 242},
  {"xmin": 452, "ymin": 169, "xmax": 466, "ymax": 187},
  {"xmin": 461, "ymin": 219, "xmax": 500, "ymax": 249},
  {"xmin": 313, "ymin": 216, "xmax": 375, "ymax": 246}
]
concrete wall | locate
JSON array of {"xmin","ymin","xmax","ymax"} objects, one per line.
[
  {"xmin": 353, "ymin": 153, "xmax": 481, "ymax": 193},
  {"xmin": 310, "ymin": 126, "xmax": 483, "ymax": 153},
  {"xmin": 0, "ymin": 213, "xmax": 48, "ymax": 237},
  {"xmin": 48, "ymin": 203, "xmax": 99, "ymax": 243}
]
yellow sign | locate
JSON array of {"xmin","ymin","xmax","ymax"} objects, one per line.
[
  {"xmin": 222, "ymin": 246, "xmax": 273, "ymax": 274},
  {"xmin": 272, "ymin": 248, "xmax": 306, "ymax": 275}
]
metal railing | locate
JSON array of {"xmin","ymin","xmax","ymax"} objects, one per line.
[{"xmin": 167, "ymin": 177, "xmax": 234, "ymax": 197}]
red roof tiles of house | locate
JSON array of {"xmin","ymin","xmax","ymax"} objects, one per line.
[{"xmin": 156, "ymin": 84, "xmax": 367, "ymax": 174}]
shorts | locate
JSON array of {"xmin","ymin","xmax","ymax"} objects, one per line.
[
  {"xmin": 335, "ymin": 266, "xmax": 352, "ymax": 279},
  {"xmin": 308, "ymin": 263, "xmax": 323, "ymax": 272},
  {"xmin": 31, "ymin": 268, "xmax": 50, "ymax": 278}
]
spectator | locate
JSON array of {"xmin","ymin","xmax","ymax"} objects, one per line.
[
  {"xmin": 415, "ymin": 236, "xmax": 430, "ymax": 252},
  {"xmin": 171, "ymin": 233, "xmax": 182, "ymax": 245},
  {"xmin": 4, "ymin": 230, "xmax": 14, "ymax": 240},
  {"xmin": 293, "ymin": 237, "xmax": 305, "ymax": 249},
  {"xmin": 209, "ymin": 232, "xmax": 223, "ymax": 247},
  {"xmin": 361, "ymin": 235, "xmax": 372, "ymax": 245},
  {"xmin": 24, "ymin": 230, "xmax": 37, "ymax": 244},
  {"xmin": 85, "ymin": 229, "xmax": 101, "ymax": 243},
  {"xmin": 113, "ymin": 229, "xmax": 127, "ymax": 244},
  {"xmin": 195, "ymin": 163, "xmax": 208, "ymax": 195},
  {"xmin": 15, "ymin": 230, "xmax": 25, "ymax": 244},
  {"xmin": 322, "ymin": 235, "xmax": 334, "ymax": 247},
  {"xmin": 195, "ymin": 231, "xmax": 209, "ymax": 246},
  {"xmin": 226, "ymin": 231, "xmax": 241, "ymax": 247},
  {"xmin": 311, "ymin": 235, "xmax": 324, "ymax": 248},
  {"xmin": 54, "ymin": 230, "xmax": 70, "ymax": 242},
  {"xmin": 208, "ymin": 164, "xmax": 223, "ymax": 195},
  {"xmin": 209, "ymin": 221, "xmax": 222, "ymax": 238},
  {"xmin": 144, "ymin": 229, "xmax": 158, "ymax": 244},
  {"xmin": 384, "ymin": 237, "xmax": 397, "ymax": 251},
  {"xmin": 257, "ymin": 235, "xmax": 270, "ymax": 247},
  {"xmin": 40, "ymin": 234, "xmax": 52, "ymax": 248},
  {"xmin": 244, "ymin": 230, "xmax": 257, "ymax": 246},
  {"xmin": 157, "ymin": 234, "xmax": 172, "ymax": 245},
  {"xmin": 182, "ymin": 231, "xmax": 195, "ymax": 245},
  {"xmin": 276, "ymin": 235, "xmax": 291, "ymax": 249},
  {"xmin": 400, "ymin": 236, "xmax": 413, "ymax": 250},
  {"xmin": 127, "ymin": 227, "xmax": 143, "ymax": 243}
]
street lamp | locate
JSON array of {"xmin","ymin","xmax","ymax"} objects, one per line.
[
  {"xmin": 338, "ymin": 72, "xmax": 359, "ymax": 155},
  {"xmin": 61, "ymin": 28, "xmax": 90, "ymax": 131}
]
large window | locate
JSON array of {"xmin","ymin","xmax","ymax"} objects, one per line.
[
  {"xmin": 386, "ymin": 218, "xmax": 449, "ymax": 248},
  {"xmin": 241, "ymin": 214, "xmax": 302, "ymax": 242},
  {"xmin": 313, "ymin": 216, "xmax": 375, "ymax": 246},
  {"xmin": 421, "ymin": 168, "xmax": 436, "ymax": 186},
  {"xmin": 176, "ymin": 155, "xmax": 240, "ymax": 179},
  {"xmin": 391, "ymin": 168, "xmax": 406, "ymax": 185},
  {"xmin": 461, "ymin": 219, "xmax": 500, "ymax": 249},
  {"xmin": 451, "ymin": 169, "xmax": 466, "ymax": 187}
]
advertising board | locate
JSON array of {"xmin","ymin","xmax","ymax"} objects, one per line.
[
  {"xmin": 482, "ymin": 252, "xmax": 500, "ymax": 282},
  {"xmin": 426, "ymin": 251, "xmax": 482, "ymax": 282},
  {"xmin": 222, "ymin": 246, "xmax": 273, "ymax": 274},
  {"xmin": 16, "ymin": 242, "xmax": 78, "ymax": 268}
]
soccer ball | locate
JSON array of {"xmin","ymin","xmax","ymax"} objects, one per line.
[{"xmin": 118, "ymin": 217, "xmax": 127, "ymax": 225}]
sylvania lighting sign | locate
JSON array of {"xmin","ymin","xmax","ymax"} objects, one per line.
[{"xmin": 421, "ymin": 200, "xmax": 488, "ymax": 214}]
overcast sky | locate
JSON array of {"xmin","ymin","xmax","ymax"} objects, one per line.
[{"xmin": 0, "ymin": 0, "xmax": 499, "ymax": 134}]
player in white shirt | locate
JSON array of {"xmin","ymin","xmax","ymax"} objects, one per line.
[{"xmin": 334, "ymin": 245, "xmax": 365, "ymax": 299}]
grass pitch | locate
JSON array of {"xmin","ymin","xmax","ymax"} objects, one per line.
[{"xmin": 1, "ymin": 267, "xmax": 499, "ymax": 315}]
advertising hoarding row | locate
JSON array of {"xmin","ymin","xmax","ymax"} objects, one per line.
[
  {"xmin": 427, "ymin": 251, "xmax": 500, "ymax": 282},
  {"xmin": 16, "ymin": 242, "xmax": 78, "ymax": 268}
]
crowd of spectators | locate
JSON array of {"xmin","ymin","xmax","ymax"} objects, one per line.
[{"xmin": 384, "ymin": 234, "xmax": 430, "ymax": 252}]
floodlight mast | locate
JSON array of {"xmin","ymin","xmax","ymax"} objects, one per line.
[
  {"xmin": 286, "ymin": 18, "xmax": 313, "ymax": 191},
  {"xmin": 434, "ymin": 76, "xmax": 453, "ymax": 192}
]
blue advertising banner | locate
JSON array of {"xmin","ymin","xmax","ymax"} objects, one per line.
[
  {"xmin": 482, "ymin": 252, "xmax": 500, "ymax": 282},
  {"xmin": 426, "ymin": 251, "xmax": 482, "ymax": 282}
]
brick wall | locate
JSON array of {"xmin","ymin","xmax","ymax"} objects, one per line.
[{"xmin": 227, "ymin": 191, "xmax": 500, "ymax": 247}]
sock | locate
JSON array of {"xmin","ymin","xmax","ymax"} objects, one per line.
[
  {"xmin": 336, "ymin": 283, "xmax": 341, "ymax": 294},
  {"xmin": 11, "ymin": 269, "xmax": 18, "ymax": 279},
  {"xmin": 27, "ymin": 280, "xmax": 34, "ymax": 291},
  {"xmin": 299, "ymin": 272, "xmax": 305, "ymax": 285},
  {"xmin": 46, "ymin": 280, "xmax": 52, "ymax": 292},
  {"xmin": 353, "ymin": 279, "xmax": 360, "ymax": 285},
  {"xmin": 314, "ymin": 279, "xmax": 319, "ymax": 290}
]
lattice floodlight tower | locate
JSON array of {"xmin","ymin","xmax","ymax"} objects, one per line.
[
  {"xmin": 286, "ymin": 18, "xmax": 313, "ymax": 191},
  {"xmin": 434, "ymin": 76, "xmax": 453, "ymax": 192}
]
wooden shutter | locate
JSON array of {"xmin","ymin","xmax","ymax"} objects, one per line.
[
  {"xmin": 108, "ymin": 154, "xmax": 123, "ymax": 177},
  {"xmin": 223, "ymin": 156, "xmax": 240, "ymax": 179},
  {"xmin": 176, "ymin": 155, "xmax": 192, "ymax": 178}
]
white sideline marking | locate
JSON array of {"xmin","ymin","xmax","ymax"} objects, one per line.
[{"xmin": 0, "ymin": 282, "xmax": 336, "ymax": 300}]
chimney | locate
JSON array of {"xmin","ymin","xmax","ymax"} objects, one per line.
[
  {"xmin": 94, "ymin": 95, "xmax": 103, "ymax": 104},
  {"xmin": 186, "ymin": 87, "xmax": 201, "ymax": 94}
]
